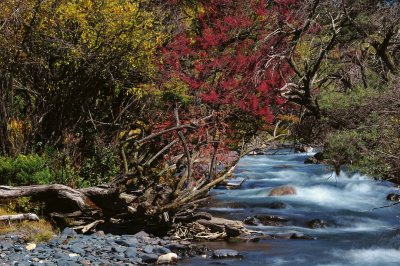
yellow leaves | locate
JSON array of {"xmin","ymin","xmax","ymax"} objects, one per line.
[
  {"xmin": 29, "ymin": 0, "xmax": 165, "ymax": 76},
  {"xmin": 277, "ymin": 114, "xmax": 300, "ymax": 124},
  {"xmin": 7, "ymin": 119, "xmax": 32, "ymax": 152}
]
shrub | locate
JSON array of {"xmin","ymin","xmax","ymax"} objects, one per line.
[
  {"xmin": 0, "ymin": 154, "xmax": 52, "ymax": 185},
  {"xmin": 79, "ymin": 146, "xmax": 119, "ymax": 186}
]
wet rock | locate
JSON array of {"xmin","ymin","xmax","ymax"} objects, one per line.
[
  {"xmin": 290, "ymin": 232, "xmax": 316, "ymax": 240},
  {"xmin": 268, "ymin": 186, "xmax": 297, "ymax": 196},
  {"xmin": 386, "ymin": 193, "xmax": 400, "ymax": 201},
  {"xmin": 157, "ymin": 252, "xmax": 178, "ymax": 264},
  {"xmin": 267, "ymin": 201, "xmax": 286, "ymax": 209},
  {"xmin": 248, "ymin": 149, "xmax": 266, "ymax": 155},
  {"xmin": 225, "ymin": 224, "xmax": 242, "ymax": 237},
  {"xmin": 213, "ymin": 249, "xmax": 241, "ymax": 259},
  {"xmin": 294, "ymin": 146, "xmax": 313, "ymax": 153},
  {"xmin": 243, "ymin": 216, "xmax": 261, "ymax": 226},
  {"xmin": 304, "ymin": 152, "xmax": 325, "ymax": 164},
  {"xmin": 249, "ymin": 215, "xmax": 289, "ymax": 226},
  {"xmin": 307, "ymin": 219, "xmax": 329, "ymax": 229}
]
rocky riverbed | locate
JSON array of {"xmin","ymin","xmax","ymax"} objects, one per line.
[{"xmin": 0, "ymin": 227, "xmax": 211, "ymax": 265}]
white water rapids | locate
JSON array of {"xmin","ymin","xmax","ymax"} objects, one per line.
[{"xmin": 184, "ymin": 149, "xmax": 400, "ymax": 266}]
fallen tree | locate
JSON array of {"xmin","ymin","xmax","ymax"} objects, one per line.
[{"xmin": 0, "ymin": 114, "xmax": 287, "ymax": 235}]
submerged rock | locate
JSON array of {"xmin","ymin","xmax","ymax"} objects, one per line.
[
  {"xmin": 268, "ymin": 186, "xmax": 297, "ymax": 196},
  {"xmin": 213, "ymin": 249, "xmax": 241, "ymax": 259},
  {"xmin": 307, "ymin": 219, "xmax": 329, "ymax": 229},
  {"xmin": 290, "ymin": 233, "xmax": 316, "ymax": 240},
  {"xmin": 267, "ymin": 201, "xmax": 287, "ymax": 209}
]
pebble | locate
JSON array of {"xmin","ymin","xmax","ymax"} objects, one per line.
[{"xmin": 0, "ymin": 228, "xmax": 204, "ymax": 264}]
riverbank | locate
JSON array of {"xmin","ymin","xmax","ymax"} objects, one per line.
[{"xmin": 0, "ymin": 227, "xmax": 208, "ymax": 265}]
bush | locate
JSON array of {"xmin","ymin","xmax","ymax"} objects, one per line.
[
  {"xmin": 79, "ymin": 146, "xmax": 119, "ymax": 187},
  {"xmin": 322, "ymin": 87, "xmax": 400, "ymax": 181},
  {"xmin": 0, "ymin": 154, "xmax": 52, "ymax": 185}
]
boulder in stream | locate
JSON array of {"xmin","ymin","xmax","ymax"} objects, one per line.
[
  {"xmin": 294, "ymin": 146, "xmax": 313, "ymax": 153},
  {"xmin": 268, "ymin": 186, "xmax": 297, "ymax": 196},
  {"xmin": 304, "ymin": 152, "xmax": 326, "ymax": 164},
  {"xmin": 256, "ymin": 215, "xmax": 289, "ymax": 226},
  {"xmin": 386, "ymin": 193, "xmax": 400, "ymax": 202},
  {"xmin": 307, "ymin": 219, "xmax": 329, "ymax": 229},
  {"xmin": 244, "ymin": 215, "xmax": 289, "ymax": 226}
]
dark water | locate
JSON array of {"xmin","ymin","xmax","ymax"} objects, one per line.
[{"xmin": 183, "ymin": 149, "xmax": 400, "ymax": 265}]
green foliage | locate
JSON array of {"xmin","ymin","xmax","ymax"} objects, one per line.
[
  {"xmin": 5, "ymin": 197, "xmax": 43, "ymax": 215},
  {"xmin": 161, "ymin": 78, "xmax": 192, "ymax": 105},
  {"xmin": 0, "ymin": 154, "xmax": 52, "ymax": 186},
  {"xmin": 0, "ymin": 147, "xmax": 118, "ymax": 187},
  {"xmin": 319, "ymin": 86, "xmax": 380, "ymax": 111},
  {"xmin": 323, "ymin": 91, "xmax": 400, "ymax": 180},
  {"xmin": 79, "ymin": 146, "xmax": 119, "ymax": 187}
]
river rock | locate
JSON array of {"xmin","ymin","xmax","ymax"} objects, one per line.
[
  {"xmin": 307, "ymin": 219, "xmax": 329, "ymax": 229},
  {"xmin": 268, "ymin": 186, "xmax": 297, "ymax": 196},
  {"xmin": 290, "ymin": 232, "xmax": 316, "ymax": 240},
  {"xmin": 213, "ymin": 249, "xmax": 241, "ymax": 259},
  {"xmin": 61, "ymin": 228, "xmax": 77, "ymax": 238},
  {"xmin": 243, "ymin": 216, "xmax": 261, "ymax": 226},
  {"xmin": 294, "ymin": 146, "xmax": 313, "ymax": 153},
  {"xmin": 157, "ymin": 252, "xmax": 178, "ymax": 264},
  {"xmin": 26, "ymin": 243, "xmax": 36, "ymax": 251},
  {"xmin": 386, "ymin": 193, "xmax": 400, "ymax": 201},
  {"xmin": 116, "ymin": 238, "xmax": 138, "ymax": 247},
  {"xmin": 124, "ymin": 247, "xmax": 137, "ymax": 258},
  {"xmin": 140, "ymin": 253, "xmax": 159, "ymax": 263},
  {"xmin": 304, "ymin": 152, "xmax": 325, "ymax": 164},
  {"xmin": 256, "ymin": 215, "xmax": 289, "ymax": 226}
]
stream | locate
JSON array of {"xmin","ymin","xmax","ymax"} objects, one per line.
[{"xmin": 184, "ymin": 149, "xmax": 400, "ymax": 265}]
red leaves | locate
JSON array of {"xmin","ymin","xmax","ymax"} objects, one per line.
[{"xmin": 161, "ymin": 0, "xmax": 295, "ymax": 121}]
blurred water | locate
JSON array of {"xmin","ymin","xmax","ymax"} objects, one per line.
[{"xmin": 183, "ymin": 149, "xmax": 400, "ymax": 266}]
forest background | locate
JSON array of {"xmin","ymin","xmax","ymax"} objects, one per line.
[{"xmin": 0, "ymin": 0, "xmax": 398, "ymax": 226}]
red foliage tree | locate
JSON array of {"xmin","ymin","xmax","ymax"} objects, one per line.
[
  {"xmin": 127, "ymin": 0, "xmax": 299, "ymax": 196},
  {"xmin": 162, "ymin": 0, "xmax": 296, "ymax": 123}
]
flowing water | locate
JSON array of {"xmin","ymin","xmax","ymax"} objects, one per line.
[{"xmin": 184, "ymin": 149, "xmax": 400, "ymax": 266}]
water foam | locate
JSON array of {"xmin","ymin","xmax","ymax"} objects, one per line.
[{"xmin": 334, "ymin": 248, "xmax": 400, "ymax": 265}]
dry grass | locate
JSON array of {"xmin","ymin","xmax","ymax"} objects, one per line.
[{"xmin": 0, "ymin": 207, "xmax": 56, "ymax": 242}]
